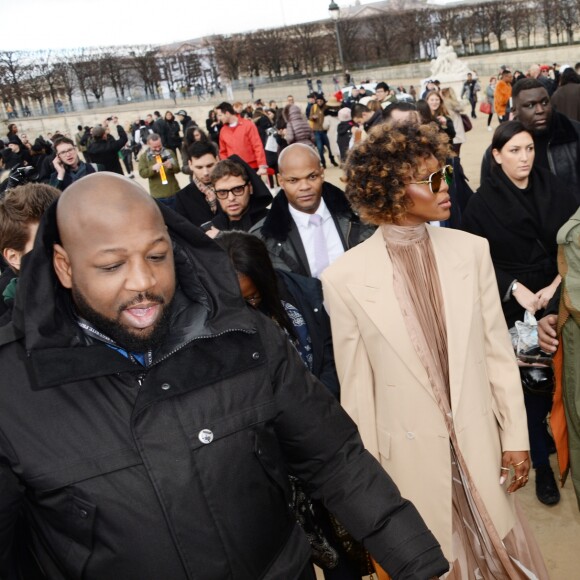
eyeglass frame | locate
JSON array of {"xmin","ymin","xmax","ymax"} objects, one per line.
[
  {"xmin": 214, "ymin": 181, "xmax": 250, "ymax": 200},
  {"xmin": 57, "ymin": 147, "xmax": 77, "ymax": 157},
  {"xmin": 408, "ymin": 164, "xmax": 453, "ymax": 194}
]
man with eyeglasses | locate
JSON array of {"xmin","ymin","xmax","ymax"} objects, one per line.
[
  {"xmin": 206, "ymin": 157, "xmax": 271, "ymax": 236},
  {"xmin": 49, "ymin": 136, "xmax": 103, "ymax": 191}
]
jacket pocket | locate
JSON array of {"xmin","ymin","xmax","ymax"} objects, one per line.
[
  {"xmin": 253, "ymin": 427, "xmax": 291, "ymax": 505},
  {"xmin": 29, "ymin": 489, "xmax": 96, "ymax": 577}
]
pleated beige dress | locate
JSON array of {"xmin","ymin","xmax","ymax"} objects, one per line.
[{"xmin": 381, "ymin": 223, "xmax": 548, "ymax": 580}]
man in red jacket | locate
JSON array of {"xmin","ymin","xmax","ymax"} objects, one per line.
[{"xmin": 216, "ymin": 102, "xmax": 267, "ymax": 176}]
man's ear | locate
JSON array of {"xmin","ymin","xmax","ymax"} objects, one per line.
[
  {"xmin": 53, "ymin": 243, "xmax": 72, "ymax": 289},
  {"xmin": 2, "ymin": 248, "xmax": 22, "ymax": 272}
]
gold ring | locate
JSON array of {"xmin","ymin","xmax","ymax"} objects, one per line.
[
  {"xmin": 515, "ymin": 475, "xmax": 525, "ymax": 482},
  {"xmin": 512, "ymin": 459, "xmax": 528, "ymax": 468},
  {"xmin": 500, "ymin": 467, "xmax": 510, "ymax": 472}
]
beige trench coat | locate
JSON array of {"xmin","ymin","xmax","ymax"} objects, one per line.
[{"xmin": 321, "ymin": 227, "xmax": 530, "ymax": 559}]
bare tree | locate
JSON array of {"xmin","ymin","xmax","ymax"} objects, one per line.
[
  {"xmin": 22, "ymin": 63, "xmax": 47, "ymax": 114},
  {"xmin": 128, "ymin": 45, "xmax": 161, "ymax": 97},
  {"xmin": 0, "ymin": 51, "xmax": 27, "ymax": 110},
  {"xmin": 484, "ymin": 1, "xmax": 510, "ymax": 50},
  {"xmin": 556, "ymin": 0, "xmax": 578, "ymax": 44},
  {"xmin": 366, "ymin": 12, "xmax": 402, "ymax": 63},
  {"xmin": 336, "ymin": 18, "xmax": 363, "ymax": 69},
  {"xmin": 250, "ymin": 28, "xmax": 287, "ymax": 80},
  {"xmin": 52, "ymin": 57, "xmax": 77, "ymax": 110},
  {"xmin": 433, "ymin": 7, "xmax": 459, "ymax": 45},
  {"xmin": 100, "ymin": 47, "xmax": 129, "ymax": 100},
  {"xmin": 207, "ymin": 35, "xmax": 246, "ymax": 81}
]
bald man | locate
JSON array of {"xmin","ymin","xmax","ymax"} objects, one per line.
[
  {"xmin": 0, "ymin": 173, "xmax": 448, "ymax": 579},
  {"xmin": 251, "ymin": 143, "xmax": 375, "ymax": 278}
]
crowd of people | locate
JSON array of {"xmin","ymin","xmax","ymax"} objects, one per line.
[{"xmin": 0, "ymin": 57, "xmax": 579, "ymax": 580}]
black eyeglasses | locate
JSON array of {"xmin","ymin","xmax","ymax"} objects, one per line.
[
  {"xmin": 214, "ymin": 181, "xmax": 249, "ymax": 200},
  {"xmin": 409, "ymin": 165, "xmax": 453, "ymax": 194}
]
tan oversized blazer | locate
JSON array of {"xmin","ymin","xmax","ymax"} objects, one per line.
[{"xmin": 321, "ymin": 226, "xmax": 529, "ymax": 560}]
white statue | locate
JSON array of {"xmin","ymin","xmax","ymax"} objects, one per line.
[{"xmin": 430, "ymin": 39, "xmax": 470, "ymax": 78}]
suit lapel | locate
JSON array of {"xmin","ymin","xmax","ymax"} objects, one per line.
[
  {"xmin": 346, "ymin": 231, "xmax": 433, "ymax": 397},
  {"xmin": 428, "ymin": 227, "xmax": 474, "ymax": 412}
]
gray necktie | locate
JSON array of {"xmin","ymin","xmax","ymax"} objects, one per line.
[{"xmin": 309, "ymin": 213, "xmax": 329, "ymax": 277}]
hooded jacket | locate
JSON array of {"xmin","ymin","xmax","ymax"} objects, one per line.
[
  {"xmin": 211, "ymin": 155, "xmax": 272, "ymax": 232},
  {"xmin": 0, "ymin": 201, "xmax": 447, "ymax": 580},
  {"xmin": 250, "ymin": 183, "xmax": 376, "ymax": 277},
  {"xmin": 284, "ymin": 105, "xmax": 315, "ymax": 147}
]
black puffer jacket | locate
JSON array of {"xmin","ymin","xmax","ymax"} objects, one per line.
[{"xmin": 0, "ymin": 202, "xmax": 447, "ymax": 579}]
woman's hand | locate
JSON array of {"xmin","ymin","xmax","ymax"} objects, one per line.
[
  {"xmin": 512, "ymin": 283, "xmax": 538, "ymax": 314},
  {"xmin": 535, "ymin": 275, "xmax": 561, "ymax": 310},
  {"xmin": 436, "ymin": 115, "xmax": 447, "ymax": 126},
  {"xmin": 500, "ymin": 451, "xmax": 530, "ymax": 493}
]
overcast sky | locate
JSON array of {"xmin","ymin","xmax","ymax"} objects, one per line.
[{"xmin": 4, "ymin": 0, "xmax": 398, "ymax": 51}]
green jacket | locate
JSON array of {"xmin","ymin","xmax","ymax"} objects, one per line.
[
  {"xmin": 138, "ymin": 149, "xmax": 180, "ymax": 198},
  {"xmin": 557, "ymin": 207, "xmax": 580, "ymax": 509}
]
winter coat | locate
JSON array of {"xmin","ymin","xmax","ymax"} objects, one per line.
[
  {"xmin": 462, "ymin": 166, "xmax": 578, "ymax": 327},
  {"xmin": 250, "ymin": 182, "xmax": 376, "ymax": 277},
  {"xmin": 337, "ymin": 120, "xmax": 353, "ymax": 160},
  {"xmin": 551, "ymin": 83, "xmax": 580, "ymax": 122},
  {"xmin": 284, "ymin": 105, "xmax": 315, "ymax": 147},
  {"xmin": 0, "ymin": 201, "xmax": 448, "ymax": 580},
  {"xmin": 86, "ymin": 126, "xmax": 128, "ymax": 174},
  {"xmin": 219, "ymin": 118, "xmax": 267, "ymax": 169},
  {"xmin": 494, "ymin": 80, "xmax": 511, "ymax": 117},
  {"xmin": 138, "ymin": 148, "xmax": 180, "ymax": 198},
  {"xmin": 275, "ymin": 269, "xmax": 340, "ymax": 399},
  {"xmin": 165, "ymin": 119, "xmax": 183, "ymax": 149},
  {"xmin": 174, "ymin": 181, "xmax": 215, "ymax": 227}
]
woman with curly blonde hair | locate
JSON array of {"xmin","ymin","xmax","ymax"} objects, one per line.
[{"xmin": 321, "ymin": 122, "xmax": 548, "ymax": 579}]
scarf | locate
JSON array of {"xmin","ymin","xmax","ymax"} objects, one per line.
[{"xmin": 192, "ymin": 175, "xmax": 217, "ymax": 214}]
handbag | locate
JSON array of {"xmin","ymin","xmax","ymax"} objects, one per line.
[
  {"xmin": 289, "ymin": 475, "xmax": 339, "ymax": 569},
  {"xmin": 479, "ymin": 101, "xmax": 492, "ymax": 115},
  {"xmin": 460, "ymin": 113, "xmax": 472, "ymax": 132},
  {"xmin": 519, "ymin": 366, "xmax": 555, "ymax": 397}
]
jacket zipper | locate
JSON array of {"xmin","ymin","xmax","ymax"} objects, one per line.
[{"xmin": 151, "ymin": 327, "xmax": 255, "ymax": 368}]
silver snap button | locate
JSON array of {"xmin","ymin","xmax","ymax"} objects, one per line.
[
  {"xmin": 313, "ymin": 308, "xmax": 319, "ymax": 313},
  {"xmin": 161, "ymin": 383, "xmax": 171, "ymax": 391},
  {"xmin": 198, "ymin": 429, "xmax": 214, "ymax": 444},
  {"xmin": 252, "ymin": 352, "xmax": 260, "ymax": 360},
  {"xmin": 79, "ymin": 509, "xmax": 89, "ymax": 519}
]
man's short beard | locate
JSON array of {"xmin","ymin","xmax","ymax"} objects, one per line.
[{"xmin": 72, "ymin": 287, "xmax": 173, "ymax": 353}]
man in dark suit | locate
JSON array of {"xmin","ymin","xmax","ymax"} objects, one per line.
[{"xmin": 251, "ymin": 143, "xmax": 375, "ymax": 278}]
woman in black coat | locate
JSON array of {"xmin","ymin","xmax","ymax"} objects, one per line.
[
  {"xmin": 164, "ymin": 111, "xmax": 183, "ymax": 160},
  {"xmin": 462, "ymin": 120, "xmax": 578, "ymax": 506}
]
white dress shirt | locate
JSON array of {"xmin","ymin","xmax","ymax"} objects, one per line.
[{"xmin": 288, "ymin": 198, "xmax": 344, "ymax": 277}]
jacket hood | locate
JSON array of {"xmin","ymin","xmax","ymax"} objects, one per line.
[
  {"xmin": 258, "ymin": 181, "xmax": 356, "ymax": 242},
  {"xmin": 211, "ymin": 154, "xmax": 272, "ymax": 229},
  {"xmin": 12, "ymin": 198, "xmax": 249, "ymax": 369}
]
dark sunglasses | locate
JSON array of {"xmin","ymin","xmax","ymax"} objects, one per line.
[
  {"xmin": 410, "ymin": 165, "xmax": 453, "ymax": 194},
  {"xmin": 214, "ymin": 181, "xmax": 249, "ymax": 200}
]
